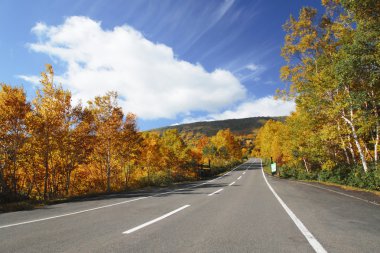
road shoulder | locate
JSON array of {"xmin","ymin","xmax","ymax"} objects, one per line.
[{"xmin": 265, "ymin": 173, "xmax": 380, "ymax": 206}]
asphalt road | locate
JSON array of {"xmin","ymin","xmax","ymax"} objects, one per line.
[{"xmin": 1, "ymin": 158, "xmax": 379, "ymax": 253}]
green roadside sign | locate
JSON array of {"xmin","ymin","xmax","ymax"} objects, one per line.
[{"xmin": 271, "ymin": 163, "xmax": 277, "ymax": 173}]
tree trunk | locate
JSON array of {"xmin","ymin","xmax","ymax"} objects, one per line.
[
  {"xmin": 65, "ymin": 169, "xmax": 71, "ymax": 196},
  {"xmin": 106, "ymin": 162, "xmax": 111, "ymax": 192},
  {"xmin": 0, "ymin": 162, "xmax": 7, "ymax": 194},
  {"xmin": 303, "ymin": 157, "xmax": 309, "ymax": 173},
  {"xmin": 342, "ymin": 112, "xmax": 368, "ymax": 173},
  {"xmin": 147, "ymin": 166, "xmax": 151, "ymax": 184},
  {"xmin": 370, "ymin": 90, "xmax": 379, "ymax": 166},
  {"xmin": 12, "ymin": 151, "xmax": 17, "ymax": 195},
  {"xmin": 337, "ymin": 123, "xmax": 350, "ymax": 164},
  {"xmin": 373, "ymin": 104, "xmax": 379, "ymax": 166},
  {"xmin": 124, "ymin": 164, "xmax": 129, "ymax": 190},
  {"xmin": 43, "ymin": 152, "xmax": 49, "ymax": 200},
  {"xmin": 106, "ymin": 138, "xmax": 111, "ymax": 192},
  {"xmin": 43, "ymin": 130, "xmax": 50, "ymax": 200},
  {"xmin": 347, "ymin": 135, "xmax": 357, "ymax": 164},
  {"xmin": 124, "ymin": 162, "xmax": 132, "ymax": 190},
  {"xmin": 51, "ymin": 164, "xmax": 56, "ymax": 198},
  {"xmin": 27, "ymin": 163, "xmax": 36, "ymax": 197},
  {"xmin": 375, "ymin": 122, "xmax": 379, "ymax": 166},
  {"xmin": 363, "ymin": 142, "xmax": 374, "ymax": 161},
  {"xmin": 340, "ymin": 136, "xmax": 350, "ymax": 164}
]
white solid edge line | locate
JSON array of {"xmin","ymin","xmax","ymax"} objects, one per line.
[
  {"xmin": 123, "ymin": 205, "xmax": 190, "ymax": 234},
  {"xmin": 297, "ymin": 181, "xmax": 380, "ymax": 206},
  {"xmin": 0, "ymin": 197, "xmax": 148, "ymax": 229},
  {"xmin": 208, "ymin": 188, "xmax": 224, "ymax": 196},
  {"xmin": 237, "ymin": 176, "xmax": 242, "ymax": 180},
  {"xmin": 229, "ymin": 181, "xmax": 236, "ymax": 186},
  {"xmin": 260, "ymin": 159, "xmax": 327, "ymax": 253},
  {"xmin": 1, "ymin": 162, "xmax": 248, "ymax": 229}
]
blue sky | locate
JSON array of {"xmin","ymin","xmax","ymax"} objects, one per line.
[{"xmin": 0, "ymin": 0, "xmax": 323, "ymax": 130}]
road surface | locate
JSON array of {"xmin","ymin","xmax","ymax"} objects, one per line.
[{"xmin": 1, "ymin": 158, "xmax": 379, "ymax": 252}]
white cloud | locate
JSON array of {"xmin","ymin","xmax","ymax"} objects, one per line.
[
  {"xmin": 231, "ymin": 63, "xmax": 266, "ymax": 83},
  {"xmin": 218, "ymin": 0, "xmax": 235, "ymax": 17},
  {"xmin": 22, "ymin": 16, "xmax": 246, "ymax": 119},
  {"xmin": 182, "ymin": 0, "xmax": 235, "ymax": 51},
  {"xmin": 17, "ymin": 75, "xmax": 40, "ymax": 86},
  {"xmin": 245, "ymin": 64, "xmax": 260, "ymax": 71},
  {"xmin": 181, "ymin": 96, "xmax": 295, "ymax": 123}
]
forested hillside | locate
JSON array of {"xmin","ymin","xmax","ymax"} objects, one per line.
[
  {"xmin": 254, "ymin": 0, "xmax": 380, "ymax": 190},
  {"xmin": 152, "ymin": 117, "xmax": 284, "ymax": 137},
  {"xmin": 0, "ymin": 65, "xmax": 243, "ymax": 205}
]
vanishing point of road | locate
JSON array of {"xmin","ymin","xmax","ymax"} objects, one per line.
[{"xmin": 1, "ymin": 158, "xmax": 379, "ymax": 253}]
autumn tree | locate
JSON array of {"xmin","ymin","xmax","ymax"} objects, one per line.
[
  {"xmin": 337, "ymin": 0, "xmax": 380, "ymax": 167},
  {"xmin": 59, "ymin": 105, "xmax": 95, "ymax": 195},
  {"xmin": 0, "ymin": 84, "xmax": 31, "ymax": 199},
  {"xmin": 88, "ymin": 91, "xmax": 123, "ymax": 192},
  {"xmin": 161, "ymin": 129, "xmax": 193, "ymax": 181},
  {"xmin": 141, "ymin": 132, "xmax": 163, "ymax": 185},
  {"xmin": 254, "ymin": 120, "xmax": 287, "ymax": 164},
  {"xmin": 0, "ymin": 64, "xmax": 247, "ymax": 202},
  {"xmin": 211, "ymin": 129, "xmax": 241, "ymax": 164},
  {"xmin": 279, "ymin": 1, "xmax": 380, "ymax": 173},
  {"xmin": 30, "ymin": 64, "xmax": 72, "ymax": 199},
  {"xmin": 117, "ymin": 113, "xmax": 142, "ymax": 189}
]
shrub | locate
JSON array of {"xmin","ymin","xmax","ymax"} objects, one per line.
[{"xmin": 279, "ymin": 163, "xmax": 380, "ymax": 191}]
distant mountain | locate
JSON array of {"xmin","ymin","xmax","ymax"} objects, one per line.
[{"xmin": 151, "ymin": 116, "xmax": 285, "ymax": 136}]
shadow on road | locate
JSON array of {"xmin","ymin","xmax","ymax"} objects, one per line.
[{"xmin": 12, "ymin": 162, "xmax": 260, "ymax": 212}]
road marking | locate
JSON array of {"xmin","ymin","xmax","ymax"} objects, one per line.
[
  {"xmin": 237, "ymin": 176, "xmax": 242, "ymax": 180},
  {"xmin": 208, "ymin": 188, "xmax": 223, "ymax": 196},
  {"xmin": 0, "ymin": 162, "xmax": 249, "ymax": 230},
  {"xmin": 297, "ymin": 181, "xmax": 380, "ymax": 206},
  {"xmin": 260, "ymin": 159, "xmax": 327, "ymax": 253},
  {"xmin": 123, "ymin": 205, "xmax": 190, "ymax": 234},
  {"xmin": 229, "ymin": 181, "xmax": 236, "ymax": 186},
  {"xmin": 243, "ymin": 172, "xmax": 246, "ymax": 175},
  {"xmin": 0, "ymin": 197, "xmax": 148, "ymax": 229},
  {"xmin": 154, "ymin": 162, "xmax": 246, "ymax": 196}
]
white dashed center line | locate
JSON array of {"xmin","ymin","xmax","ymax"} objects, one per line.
[
  {"xmin": 123, "ymin": 205, "xmax": 190, "ymax": 234},
  {"xmin": 208, "ymin": 188, "xmax": 224, "ymax": 196}
]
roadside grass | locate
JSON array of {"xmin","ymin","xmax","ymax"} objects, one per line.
[{"xmin": 0, "ymin": 201, "xmax": 36, "ymax": 213}]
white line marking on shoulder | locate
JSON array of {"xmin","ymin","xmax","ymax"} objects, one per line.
[
  {"xmin": 260, "ymin": 159, "xmax": 327, "ymax": 253},
  {"xmin": 0, "ymin": 197, "xmax": 148, "ymax": 229},
  {"xmin": 297, "ymin": 181, "xmax": 380, "ymax": 206}
]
